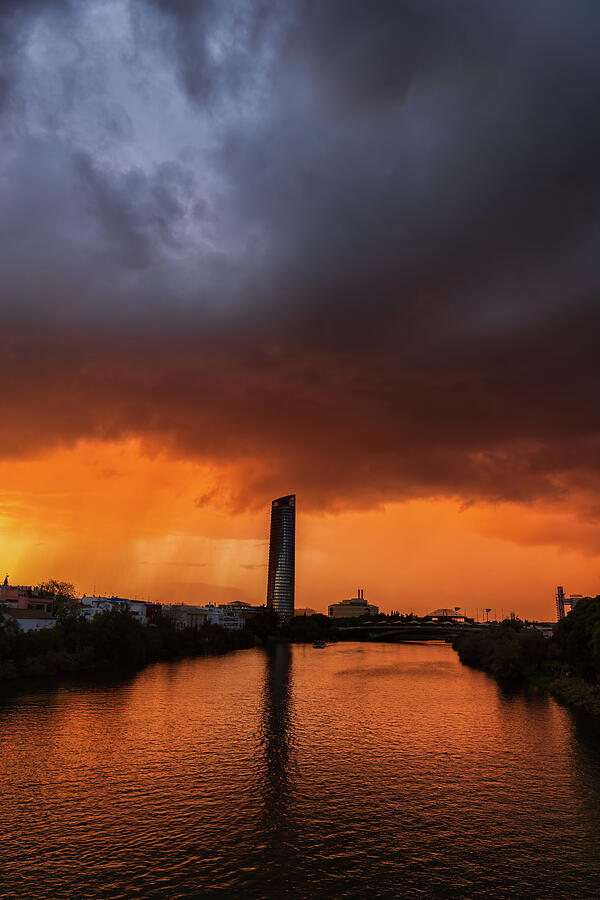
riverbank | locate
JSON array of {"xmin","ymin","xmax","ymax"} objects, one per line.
[
  {"xmin": 0, "ymin": 607, "xmax": 257, "ymax": 683},
  {"xmin": 0, "ymin": 604, "xmax": 340, "ymax": 685},
  {"xmin": 549, "ymin": 677, "xmax": 600, "ymax": 719},
  {"xmin": 453, "ymin": 596, "xmax": 600, "ymax": 724}
]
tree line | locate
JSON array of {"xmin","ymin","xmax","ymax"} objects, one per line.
[
  {"xmin": 0, "ymin": 604, "xmax": 255, "ymax": 681},
  {"xmin": 0, "ymin": 591, "xmax": 339, "ymax": 683},
  {"xmin": 453, "ymin": 596, "xmax": 600, "ymax": 719}
]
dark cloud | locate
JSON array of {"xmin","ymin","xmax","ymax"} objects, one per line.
[
  {"xmin": 141, "ymin": 0, "xmax": 279, "ymax": 105},
  {"xmin": 0, "ymin": 0, "xmax": 70, "ymax": 108},
  {"xmin": 287, "ymin": 0, "xmax": 513, "ymax": 113},
  {"xmin": 0, "ymin": 1, "xmax": 599, "ymax": 513}
]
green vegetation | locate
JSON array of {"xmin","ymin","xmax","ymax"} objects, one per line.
[
  {"xmin": 11, "ymin": 592, "xmax": 599, "ymax": 722},
  {"xmin": 453, "ymin": 618, "xmax": 549, "ymax": 683},
  {"xmin": 36, "ymin": 579, "xmax": 79, "ymax": 621},
  {"xmin": 0, "ymin": 607, "xmax": 254, "ymax": 682},
  {"xmin": 551, "ymin": 595, "xmax": 600, "ymax": 680},
  {"xmin": 549, "ymin": 677, "xmax": 600, "ymax": 718},
  {"xmin": 0, "ymin": 602, "xmax": 340, "ymax": 684},
  {"xmin": 0, "ymin": 598, "xmax": 349, "ymax": 683},
  {"xmin": 281, "ymin": 613, "xmax": 334, "ymax": 643},
  {"xmin": 453, "ymin": 596, "xmax": 600, "ymax": 721},
  {"xmin": 236, "ymin": 608, "xmax": 333, "ymax": 644}
]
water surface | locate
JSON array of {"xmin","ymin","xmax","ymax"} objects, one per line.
[{"xmin": 1, "ymin": 642, "xmax": 600, "ymax": 898}]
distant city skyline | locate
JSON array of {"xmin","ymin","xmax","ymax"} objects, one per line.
[{"xmin": 2, "ymin": 467, "xmax": 599, "ymax": 619}]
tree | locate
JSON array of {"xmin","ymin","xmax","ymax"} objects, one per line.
[
  {"xmin": 0, "ymin": 609, "xmax": 19, "ymax": 661},
  {"xmin": 282, "ymin": 613, "xmax": 332, "ymax": 643},
  {"xmin": 38, "ymin": 579, "xmax": 79, "ymax": 622},
  {"xmin": 553, "ymin": 595, "xmax": 600, "ymax": 681},
  {"xmin": 246, "ymin": 606, "xmax": 280, "ymax": 642}
]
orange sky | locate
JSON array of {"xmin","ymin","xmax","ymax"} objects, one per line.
[{"xmin": 1, "ymin": 439, "xmax": 598, "ymax": 621}]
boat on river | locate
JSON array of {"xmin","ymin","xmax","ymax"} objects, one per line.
[{"xmin": 313, "ymin": 640, "xmax": 326, "ymax": 649}]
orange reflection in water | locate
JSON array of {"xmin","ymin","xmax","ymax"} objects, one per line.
[{"xmin": 1, "ymin": 643, "xmax": 599, "ymax": 898}]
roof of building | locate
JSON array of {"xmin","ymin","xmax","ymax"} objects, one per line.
[
  {"xmin": 2, "ymin": 608, "xmax": 55, "ymax": 620},
  {"xmin": 272, "ymin": 494, "xmax": 295, "ymax": 506},
  {"xmin": 331, "ymin": 597, "xmax": 367, "ymax": 606}
]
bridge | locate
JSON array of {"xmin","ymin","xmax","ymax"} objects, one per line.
[{"xmin": 335, "ymin": 622, "xmax": 485, "ymax": 642}]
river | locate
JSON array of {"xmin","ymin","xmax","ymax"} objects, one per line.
[{"xmin": 1, "ymin": 642, "xmax": 600, "ymax": 899}]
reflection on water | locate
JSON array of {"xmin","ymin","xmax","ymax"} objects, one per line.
[
  {"xmin": 260, "ymin": 643, "xmax": 295, "ymax": 830},
  {"xmin": 257, "ymin": 643, "xmax": 298, "ymax": 889},
  {"xmin": 1, "ymin": 642, "xmax": 600, "ymax": 899}
]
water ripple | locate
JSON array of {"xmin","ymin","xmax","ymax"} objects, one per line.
[{"xmin": 1, "ymin": 643, "xmax": 600, "ymax": 898}]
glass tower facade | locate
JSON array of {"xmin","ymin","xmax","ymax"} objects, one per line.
[{"xmin": 266, "ymin": 494, "xmax": 295, "ymax": 621}]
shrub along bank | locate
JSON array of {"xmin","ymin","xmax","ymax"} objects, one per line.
[
  {"xmin": 0, "ymin": 606, "xmax": 340, "ymax": 684},
  {"xmin": 0, "ymin": 607, "xmax": 255, "ymax": 682},
  {"xmin": 453, "ymin": 596, "xmax": 600, "ymax": 721}
]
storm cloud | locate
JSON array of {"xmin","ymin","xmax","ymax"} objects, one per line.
[{"xmin": 1, "ymin": 0, "xmax": 600, "ymax": 511}]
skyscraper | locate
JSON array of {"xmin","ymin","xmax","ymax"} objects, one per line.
[{"xmin": 266, "ymin": 494, "xmax": 295, "ymax": 621}]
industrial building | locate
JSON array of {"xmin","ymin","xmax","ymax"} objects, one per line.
[
  {"xmin": 555, "ymin": 586, "xmax": 587, "ymax": 620},
  {"xmin": 328, "ymin": 589, "xmax": 378, "ymax": 619}
]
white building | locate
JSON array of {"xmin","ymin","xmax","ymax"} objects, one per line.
[
  {"xmin": 1, "ymin": 608, "xmax": 56, "ymax": 632},
  {"xmin": 166, "ymin": 604, "xmax": 245, "ymax": 631},
  {"xmin": 80, "ymin": 596, "xmax": 113, "ymax": 619},
  {"xmin": 78, "ymin": 597, "xmax": 245, "ymax": 631},
  {"xmin": 220, "ymin": 606, "xmax": 245, "ymax": 631},
  {"xmin": 125, "ymin": 600, "xmax": 148, "ymax": 622},
  {"xmin": 80, "ymin": 595, "xmax": 148, "ymax": 622}
]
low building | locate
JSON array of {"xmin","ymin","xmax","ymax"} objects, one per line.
[
  {"xmin": 166, "ymin": 604, "xmax": 212, "ymax": 630},
  {"xmin": 165, "ymin": 603, "xmax": 245, "ymax": 631},
  {"xmin": 78, "ymin": 597, "xmax": 246, "ymax": 630},
  {"xmin": 80, "ymin": 595, "xmax": 148, "ymax": 622},
  {"xmin": 219, "ymin": 601, "xmax": 261, "ymax": 623},
  {"xmin": 0, "ymin": 577, "xmax": 32, "ymax": 608},
  {"xmin": 80, "ymin": 595, "xmax": 114, "ymax": 619},
  {"xmin": 1, "ymin": 608, "xmax": 56, "ymax": 632},
  {"xmin": 145, "ymin": 603, "xmax": 163, "ymax": 624},
  {"xmin": 219, "ymin": 606, "xmax": 245, "ymax": 630},
  {"xmin": 328, "ymin": 589, "xmax": 378, "ymax": 619},
  {"xmin": 126, "ymin": 599, "xmax": 148, "ymax": 622},
  {"xmin": 0, "ymin": 578, "xmax": 53, "ymax": 613},
  {"xmin": 295, "ymin": 607, "xmax": 319, "ymax": 616}
]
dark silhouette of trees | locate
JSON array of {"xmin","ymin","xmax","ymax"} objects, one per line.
[
  {"xmin": 37, "ymin": 579, "xmax": 78, "ymax": 621},
  {"xmin": 0, "ymin": 606, "xmax": 254, "ymax": 682},
  {"xmin": 552, "ymin": 595, "xmax": 600, "ymax": 681},
  {"xmin": 454, "ymin": 598, "xmax": 600, "ymax": 688},
  {"xmin": 454, "ymin": 619, "xmax": 548, "ymax": 684}
]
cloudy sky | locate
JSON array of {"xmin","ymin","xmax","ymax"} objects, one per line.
[{"xmin": 2, "ymin": 0, "xmax": 600, "ymax": 617}]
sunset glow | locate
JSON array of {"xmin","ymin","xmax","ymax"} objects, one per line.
[{"xmin": 1, "ymin": 440, "xmax": 598, "ymax": 618}]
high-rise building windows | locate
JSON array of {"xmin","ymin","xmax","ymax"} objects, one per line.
[{"xmin": 266, "ymin": 494, "xmax": 295, "ymax": 621}]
